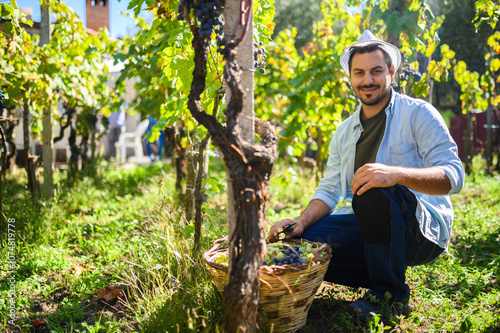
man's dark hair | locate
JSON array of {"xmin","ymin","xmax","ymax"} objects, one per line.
[{"xmin": 348, "ymin": 43, "xmax": 392, "ymax": 73}]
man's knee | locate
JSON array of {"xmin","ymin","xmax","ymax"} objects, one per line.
[{"xmin": 352, "ymin": 188, "xmax": 392, "ymax": 244}]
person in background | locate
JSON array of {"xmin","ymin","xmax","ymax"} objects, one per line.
[
  {"xmin": 144, "ymin": 115, "xmax": 165, "ymax": 161},
  {"xmin": 104, "ymin": 103, "xmax": 126, "ymax": 160},
  {"xmin": 268, "ymin": 30, "xmax": 465, "ymax": 321}
]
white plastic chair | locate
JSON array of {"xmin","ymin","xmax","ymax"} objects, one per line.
[{"xmin": 115, "ymin": 118, "xmax": 150, "ymax": 164}]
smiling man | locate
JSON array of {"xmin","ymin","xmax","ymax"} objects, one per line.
[{"xmin": 268, "ymin": 30, "xmax": 465, "ymax": 321}]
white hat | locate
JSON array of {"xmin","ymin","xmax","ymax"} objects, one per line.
[{"xmin": 340, "ymin": 30, "xmax": 401, "ymax": 74}]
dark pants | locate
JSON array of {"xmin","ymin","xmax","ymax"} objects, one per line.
[
  {"xmin": 105, "ymin": 127, "xmax": 122, "ymax": 159},
  {"xmin": 301, "ymin": 185, "xmax": 443, "ymax": 302}
]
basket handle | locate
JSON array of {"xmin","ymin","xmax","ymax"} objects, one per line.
[
  {"xmin": 208, "ymin": 236, "xmax": 229, "ymax": 253},
  {"xmin": 311, "ymin": 243, "xmax": 328, "ymax": 261}
]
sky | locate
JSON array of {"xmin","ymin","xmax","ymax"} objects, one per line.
[{"xmin": 15, "ymin": 0, "xmax": 148, "ymax": 38}]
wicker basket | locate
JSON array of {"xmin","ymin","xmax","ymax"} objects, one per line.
[{"xmin": 204, "ymin": 237, "xmax": 332, "ymax": 332}]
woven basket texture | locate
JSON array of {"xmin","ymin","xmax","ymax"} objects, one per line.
[{"xmin": 204, "ymin": 238, "xmax": 332, "ymax": 332}]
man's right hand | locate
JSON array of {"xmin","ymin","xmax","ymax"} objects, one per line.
[
  {"xmin": 267, "ymin": 219, "xmax": 304, "ymax": 242},
  {"xmin": 267, "ymin": 200, "xmax": 330, "ymax": 242}
]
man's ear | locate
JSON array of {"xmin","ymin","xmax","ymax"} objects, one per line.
[{"xmin": 390, "ymin": 64, "xmax": 396, "ymax": 81}]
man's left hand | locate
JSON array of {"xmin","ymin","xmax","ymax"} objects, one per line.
[{"xmin": 351, "ymin": 163, "xmax": 399, "ymax": 196}]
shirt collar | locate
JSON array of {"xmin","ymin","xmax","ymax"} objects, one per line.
[
  {"xmin": 387, "ymin": 87, "xmax": 396, "ymax": 116},
  {"xmin": 353, "ymin": 87, "xmax": 397, "ymax": 128}
]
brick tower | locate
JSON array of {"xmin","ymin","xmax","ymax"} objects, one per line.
[{"xmin": 85, "ymin": 0, "xmax": 109, "ymax": 32}]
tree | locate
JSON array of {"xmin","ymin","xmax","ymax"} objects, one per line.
[
  {"xmin": 1, "ymin": 1, "xmax": 113, "ymax": 198},
  {"xmin": 272, "ymin": 0, "xmax": 323, "ymax": 52},
  {"xmin": 427, "ymin": 0, "xmax": 497, "ymax": 111},
  {"xmin": 1, "ymin": 2, "xmax": 42, "ymax": 198}
]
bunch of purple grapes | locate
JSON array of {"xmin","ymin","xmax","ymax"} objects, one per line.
[
  {"xmin": 263, "ymin": 245, "xmax": 304, "ymax": 266},
  {"xmin": 0, "ymin": 90, "xmax": 5, "ymax": 112},
  {"xmin": 254, "ymin": 41, "xmax": 266, "ymax": 73},
  {"xmin": 177, "ymin": 0, "xmax": 225, "ymax": 48},
  {"xmin": 402, "ymin": 68, "xmax": 423, "ymax": 81}
]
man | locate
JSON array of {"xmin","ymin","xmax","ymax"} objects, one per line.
[{"xmin": 268, "ymin": 30, "xmax": 465, "ymax": 321}]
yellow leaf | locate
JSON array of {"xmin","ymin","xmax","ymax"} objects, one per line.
[
  {"xmin": 101, "ymin": 106, "xmax": 111, "ymax": 117},
  {"xmin": 490, "ymin": 58, "xmax": 500, "ymax": 72},
  {"xmin": 425, "ymin": 44, "xmax": 436, "ymax": 58}
]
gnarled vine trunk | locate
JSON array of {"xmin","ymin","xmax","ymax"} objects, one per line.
[{"xmin": 185, "ymin": 9, "xmax": 278, "ymax": 332}]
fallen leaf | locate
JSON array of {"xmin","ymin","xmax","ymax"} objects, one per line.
[
  {"xmin": 95, "ymin": 286, "xmax": 124, "ymax": 302},
  {"xmin": 32, "ymin": 318, "xmax": 47, "ymax": 327},
  {"xmin": 73, "ymin": 262, "xmax": 95, "ymax": 275}
]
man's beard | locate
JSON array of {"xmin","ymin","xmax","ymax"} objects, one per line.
[{"xmin": 355, "ymin": 84, "xmax": 390, "ymax": 106}]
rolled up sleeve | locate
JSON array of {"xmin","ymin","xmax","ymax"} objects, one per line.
[
  {"xmin": 311, "ymin": 135, "xmax": 343, "ymax": 214},
  {"xmin": 414, "ymin": 105, "xmax": 465, "ymax": 195}
]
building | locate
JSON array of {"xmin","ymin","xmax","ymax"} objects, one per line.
[{"xmin": 85, "ymin": 0, "xmax": 110, "ymax": 32}]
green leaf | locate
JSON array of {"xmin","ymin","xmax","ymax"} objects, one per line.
[
  {"xmin": 127, "ymin": 0, "xmax": 145, "ymax": 17},
  {"xmin": 9, "ymin": 0, "xmax": 18, "ymax": 10},
  {"xmin": 138, "ymin": 18, "xmax": 160, "ymax": 45},
  {"xmin": 2, "ymin": 20, "xmax": 13, "ymax": 36},
  {"xmin": 204, "ymin": 177, "xmax": 221, "ymax": 193},
  {"xmin": 0, "ymin": 3, "xmax": 14, "ymax": 18},
  {"xmin": 184, "ymin": 222, "xmax": 195, "ymax": 236}
]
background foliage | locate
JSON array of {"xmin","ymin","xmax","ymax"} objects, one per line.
[{"xmin": 1, "ymin": 0, "xmax": 500, "ymax": 331}]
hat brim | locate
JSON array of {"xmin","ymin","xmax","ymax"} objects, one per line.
[{"xmin": 340, "ymin": 39, "xmax": 401, "ymax": 75}]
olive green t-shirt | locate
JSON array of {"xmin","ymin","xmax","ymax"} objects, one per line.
[{"xmin": 354, "ymin": 108, "xmax": 387, "ymax": 172}]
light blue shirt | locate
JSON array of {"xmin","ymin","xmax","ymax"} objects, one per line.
[
  {"xmin": 311, "ymin": 89, "xmax": 465, "ymax": 249},
  {"xmin": 108, "ymin": 104, "xmax": 126, "ymax": 128}
]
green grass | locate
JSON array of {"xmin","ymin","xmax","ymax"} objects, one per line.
[{"xmin": 0, "ymin": 157, "xmax": 499, "ymax": 332}]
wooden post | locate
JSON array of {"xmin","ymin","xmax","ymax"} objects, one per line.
[
  {"xmin": 41, "ymin": 0, "xmax": 53, "ymax": 199},
  {"xmin": 42, "ymin": 103, "xmax": 54, "ymax": 199},
  {"xmin": 463, "ymin": 110, "xmax": 474, "ymax": 174},
  {"xmin": 185, "ymin": 150, "xmax": 196, "ymax": 221},
  {"xmin": 225, "ymin": 0, "xmax": 255, "ymax": 240},
  {"xmin": 486, "ymin": 105, "xmax": 494, "ymax": 175}
]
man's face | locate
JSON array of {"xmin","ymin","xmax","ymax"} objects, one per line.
[{"xmin": 350, "ymin": 49, "xmax": 395, "ymax": 109}]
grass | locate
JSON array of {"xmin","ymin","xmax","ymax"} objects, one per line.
[{"xmin": 0, "ymin": 156, "xmax": 499, "ymax": 332}]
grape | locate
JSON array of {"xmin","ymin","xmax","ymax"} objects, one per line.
[{"xmin": 213, "ymin": 240, "xmax": 325, "ymax": 267}]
